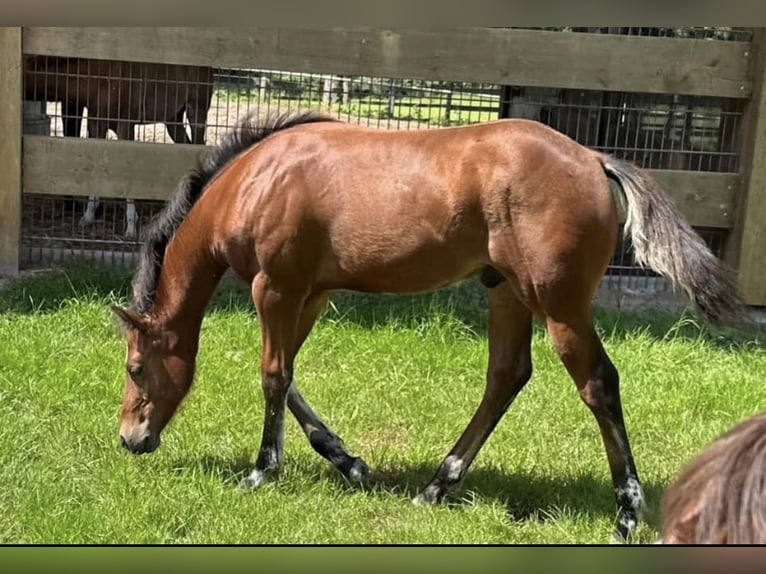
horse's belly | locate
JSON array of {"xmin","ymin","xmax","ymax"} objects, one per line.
[{"xmin": 322, "ymin": 235, "xmax": 488, "ymax": 294}]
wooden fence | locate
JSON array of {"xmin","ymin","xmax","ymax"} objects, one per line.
[{"xmin": 1, "ymin": 27, "xmax": 765, "ymax": 305}]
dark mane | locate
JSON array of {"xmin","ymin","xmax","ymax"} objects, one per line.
[{"xmin": 131, "ymin": 110, "xmax": 336, "ymax": 314}]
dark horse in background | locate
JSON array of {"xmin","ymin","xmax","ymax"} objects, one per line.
[
  {"xmin": 24, "ymin": 56, "xmax": 214, "ymax": 237},
  {"xmin": 111, "ymin": 111, "xmax": 741, "ymax": 542}
]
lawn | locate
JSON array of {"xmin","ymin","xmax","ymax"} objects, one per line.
[{"xmin": 1, "ymin": 263, "xmax": 764, "ymax": 544}]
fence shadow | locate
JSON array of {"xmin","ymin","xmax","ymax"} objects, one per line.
[{"xmin": 1, "ymin": 261, "xmax": 762, "ymax": 351}]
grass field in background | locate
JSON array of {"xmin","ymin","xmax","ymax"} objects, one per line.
[
  {"xmin": 1, "ymin": 263, "xmax": 764, "ymax": 544},
  {"xmin": 214, "ymin": 90, "xmax": 500, "ymax": 126}
]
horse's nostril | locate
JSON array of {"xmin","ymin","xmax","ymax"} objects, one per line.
[{"xmin": 120, "ymin": 435, "xmax": 129, "ymax": 450}]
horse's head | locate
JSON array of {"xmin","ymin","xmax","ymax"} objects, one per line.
[{"xmin": 112, "ymin": 306, "xmax": 195, "ymax": 455}]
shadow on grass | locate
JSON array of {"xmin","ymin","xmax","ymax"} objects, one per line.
[
  {"xmin": 363, "ymin": 463, "xmax": 662, "ymax": 533},
  {"xmin": 2, "ymin": 261, "xmax": 762, "ymax": 351},
  {"xmin": 173, "ymin": 451, "xmax": 664, "ymax": 534}
]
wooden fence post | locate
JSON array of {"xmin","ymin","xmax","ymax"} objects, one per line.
[
  {"xmin": 726, "ymin": 28, "xmax": 766, "ymax": 306},
  {"xmin": 0, "ymin": 27, "xmax": 22, "ymax": 278}
]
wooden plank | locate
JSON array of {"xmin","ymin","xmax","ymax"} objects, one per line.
[
  {"xmin": 22, "ymin": 136, "xmax": 204, "ymax": 202},
  {"xmin": 725, "ymin": 29, "xmax": 766, "ymax": 306},
  {"xmin": 644, "ymin": 170, "xmax": 738, "ymax": 230},
  {"xmin": 0, "ymin": 28, "xmax": 22, "ymax": 277},
  {"xmin": 23, "ymin": 27, "xmax": 752, "ymax": 99},
  {"xmin": 22, "ymin": 136, "xmax": 738, "ymax": 229}
]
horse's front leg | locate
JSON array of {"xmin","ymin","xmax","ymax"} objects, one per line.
[
  {"xmin": 124, "ymin": 200, "xmax": 138, "ymax": 239},
  {"xmin": 240, "ymin": 274, "xmax": 305, "ymax": 489},
  {"xmin": 79, "ymin": 196, "xmax": 100, "ymax": 227}
]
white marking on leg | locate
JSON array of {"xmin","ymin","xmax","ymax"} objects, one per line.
[
  {"xmin": 608, "ymin": 424, "xmax": 645, "ymax": 514},
  {"xmin": 617, "ymin": 476, "xmax": 645, "ymax": 513},
  {"xmin": 443, "ymin": 455, "xmax": 464, "ymax": 482},
  {"xmin": 348, "ymin": 464, "xmax": 364, "ymax": 482},
  {"xmin": 244, "ymin": 468, "xmax": 266, "ymax": 489},
  {"xmin": 124, "ymin": 200, "xmax": 138, "ymax": 238},
  {"xmin": 80, "ymin": 196, "xmax": 99, "ymax": 226}
]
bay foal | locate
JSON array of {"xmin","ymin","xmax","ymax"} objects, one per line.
[{"xmin": 112, "ymin": 112, "xmax": 740, "ymax": 541}]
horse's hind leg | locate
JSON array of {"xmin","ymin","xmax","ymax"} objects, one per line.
[
  {"xmin": 545, "ymin": 305, "xmax": 643, "ymax": 541},
  {"xmin": 416, "ymin": 281, "xmax": 533, "ymax": 504},
  {"xmin": 287, "ymin": 292, "xmax": 369, "ymax": 483}
]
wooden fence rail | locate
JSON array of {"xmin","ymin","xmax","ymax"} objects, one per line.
[{"xmin": 22, "ymin": 27, "xmax": 752, "ymax": 98}]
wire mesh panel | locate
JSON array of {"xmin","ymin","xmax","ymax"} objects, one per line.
[
  {"xmin": 211, "ymin": 69, "xmax": 501, "ymax": 134},
  {"xmin": 498, "ymin": 88, "xmax": 742, "ymax": 173},
  {"xmin": 21, "ymin": 194, "xmax": 166, "ymax": 269},
  {"xmin": 20, "ymin": 30, "xmax": 746, "ymax": 293}
]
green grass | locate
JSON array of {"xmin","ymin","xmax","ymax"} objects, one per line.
[{"xmin": 1, "ymin": 263, "xmax": 765, "ymax": 544}]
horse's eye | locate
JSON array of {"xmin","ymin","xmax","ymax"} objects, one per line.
[{"xmin": 127, "ymin": 364, "xmax": 144, "ymax": 380}]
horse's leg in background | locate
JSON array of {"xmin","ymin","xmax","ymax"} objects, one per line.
[
  {"xmin": 544, "ymin": 305, "xmax": 643, "ymax": 541},
  {"xmin": 62, "ymin": 100, "xmax": 84, "ymax": 137},
  {"xmin": 286, "ymin": 291, "xmax": 370, "ymax": 482},
  {"xmin": 80, "ymin": 197, "xmax": 100, "ymax": 227},
  {"xmin": 166, "ymin": 106, "xmax": 192, "ymax": 144},
  {"xmin": 124, "ymin": 202, "xmax": 138, "ymax": 239},
  {"xmin": 186, "ymin": 75, "xmax": 213, "ymax": 145},
  {"xmin": 79, "ymin": 115, "xmax": 106, "ymax": 229},
  {"xmin": 416, "ymin": 280, "xmax": 534, "ymax": 504},
  {"xmin": 74, "ymin": 103, "xmax": 103, "ymax": 229},
  {"xmin": 240, "ymin": 274, "xmax": 306, "ymax": 489},
  {"xmin": 116, "ymin": 121, "xmax": 139, "ymax": 238}
]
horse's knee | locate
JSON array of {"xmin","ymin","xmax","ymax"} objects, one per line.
[
  {"xmin": 261, "ymin": 368, "xmax": 292, "ymax": 400},
  {"xmin": 578, "ymin": 355, "xmax": 620, "ymax": 413}
]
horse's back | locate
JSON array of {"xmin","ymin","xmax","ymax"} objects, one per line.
[{"xmin": 205, "ymin": 117, "xmax": 618, "ymax": 294}]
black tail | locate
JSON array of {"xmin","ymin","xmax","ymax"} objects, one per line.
[{"xmin": 598, "ymin": 154, "xmax": 742, "ymax": 325}]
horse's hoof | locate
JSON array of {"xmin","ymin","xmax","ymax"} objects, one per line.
[
  {"xmin": 238, "ymin": 468, "xmax": 274, "ymax": 491},
  {"xmin": 346, "ymin": 457, "xmax": 370, "ymax": 484},
  {"xmin": 412, "ymin": 485, "xmax": 440, "ymax": 506}
]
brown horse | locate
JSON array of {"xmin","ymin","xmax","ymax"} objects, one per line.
[
  {"xmin": 24, "ymin": 56, "xmax": 213, "ymax": 143},
  {"xmin": 25, "ymin": 56, "xmax": 214, "ymax": 237},
  {"xmin": 111, "ymin": 111, "xmax": 741, "ymax": 542}
]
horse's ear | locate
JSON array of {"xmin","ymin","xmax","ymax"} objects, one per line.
[{"xmin": 111, "ymin": 305, "xmax": 149, "ymax": 334}]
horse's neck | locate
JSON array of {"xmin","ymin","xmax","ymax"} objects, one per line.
[{"xmin": 152, "ymin": 226, "xmax": 226, "ymax": 335}]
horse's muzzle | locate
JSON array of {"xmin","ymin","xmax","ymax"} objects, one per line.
[{"xmin": 120, "ymin": 432, "xmax": 160, "ymax": 455}]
